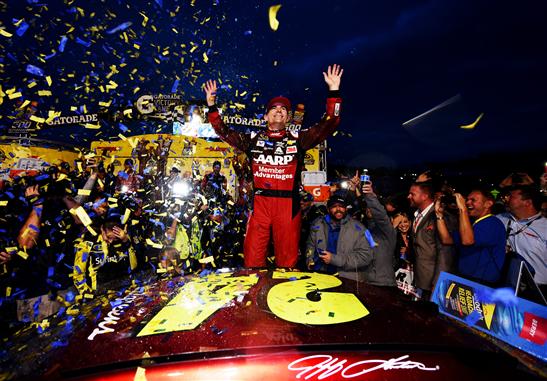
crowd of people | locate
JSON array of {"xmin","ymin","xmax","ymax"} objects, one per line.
[
  {"xmin": 0, "ymin": 147, "xmax": 250, "ymax": 325},
  {"xmin": 306, "ymin": 171, "xmax": 546, "ymax": 301},
  {"xmin": 0, "ymin": 63, "xmax": 545, "ymax": 331}
]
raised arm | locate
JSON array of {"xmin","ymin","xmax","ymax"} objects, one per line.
[
  {"xmin": 323, "ymin": 64, "xmax": 344, "ymax": 91},
  {"xmin": 300, "ymin": 65, "xmax": 343, "ymax": 150},
  {"xmin": 204, "ymin": 79, "xmax": 249, "ymax": 151}
]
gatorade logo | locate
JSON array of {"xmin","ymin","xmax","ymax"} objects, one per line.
[{"xmin": 254, "ymin": 154, "xmax": 294, "ymax": 165}]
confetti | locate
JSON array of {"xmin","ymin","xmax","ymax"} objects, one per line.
[{"xmin": 268, "ymin": 5, "xmax": 282, "ymax": 31}]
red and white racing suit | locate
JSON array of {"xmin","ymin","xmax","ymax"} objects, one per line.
[{"xmin": 208, "ymin": 92, "xmax": 342, "ymax": 267}]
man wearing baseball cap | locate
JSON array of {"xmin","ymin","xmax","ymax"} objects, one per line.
[
  {"xmin": 204, "ymin": 65, "xmax": 343, "ymax": 268},
  {"xmin": 306, "ymin": 193, "xmax": 373, "ymax": 279}
]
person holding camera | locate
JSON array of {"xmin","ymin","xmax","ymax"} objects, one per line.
[
  {"xmin": 407, "ymin": 182, "xmax": 456, "ymax": 300},
  {"xmin": 352, "ymin": 180, "xmax": 397, "ymax": 286},
  {"xmin": 435, "ymin": 189, "xmax": 506, "ymax": 286}
]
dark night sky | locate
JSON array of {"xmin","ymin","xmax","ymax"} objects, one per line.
[{"xmin": 1, "ymin": 0, "xmax": 546, "ymax": 169}]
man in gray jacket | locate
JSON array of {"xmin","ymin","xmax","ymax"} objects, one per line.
[
  {"xmin": 306, "ymin": 195, "xmax": 373, "ymax": 282},
  {"xmin": 358, "ymin": 182, "xmax": 397, "ymax": 287}
]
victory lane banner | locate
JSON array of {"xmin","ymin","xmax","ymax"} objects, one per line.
[
  {"xmin": 432, "ymin": 272, "xmax": 546, "ymax": 361},
  {"xmin": 8, "ymin": 93, "xmax": 307, "ymax": 136}
]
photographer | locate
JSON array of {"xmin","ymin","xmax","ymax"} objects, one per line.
[
  {"xmin": 435, "ymin": 189, "xmax": 506, "ymax": 286},
  {"xmin": 356, "ymin": 181, "xmax": 397, "ymax": 287},
  {"xmin": 407, "ymin": 182, "xmax": 456, "ymax": 300}
]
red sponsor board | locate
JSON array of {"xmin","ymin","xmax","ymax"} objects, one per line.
[{"xmin": 304, "ymin": 185, "xmax": 331, "ymax": 202}]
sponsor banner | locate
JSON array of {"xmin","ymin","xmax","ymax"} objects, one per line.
[
  {"xmin": 0, "ymin": 144, "xmax": 80, "ymax": 178},
  {"xmin": 304, "ymin": 185, "xmax": 330, "ymax": 202},
  {"xmin": 135, "ymin": 94, "xmax": 184, "ymax": 115},
  {"xmin": 47, "ymin": 113, "xmax": 99, "ymax": 126},
  {"xmin": 8, "ymin": 119, "xmax": 37, "ymax": 134},
  {"xmin": 432, "ymin": 272, "xmax": 547, "ymax": 361}
]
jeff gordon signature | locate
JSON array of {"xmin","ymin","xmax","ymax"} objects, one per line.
[{"xmin": 288, "ymin": 354, "xmax": 440, "ymax": 379}]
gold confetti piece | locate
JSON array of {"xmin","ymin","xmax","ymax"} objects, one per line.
[
  {"xmin": 269, "ymin": 5, "xmax": 282, "ymax": 31},
  {"xmin": 139, "ymin": 12, "xmax": 149, "ymax": 27},
  {"xmin": 77, "ymin": 189, "xmax": 91, "ymax": 196},
  {"xmin": 0, "ymin": 200, "xmax": 8, "ymax": 206},
  {"xmin": 17, "ymin": 251, "xmax": 29, "ymax": 260},
  {"xmin": 122, "ymin": 209, "xmax": 131, "ymax": 225},
  {"xmin": 199, "ymin": 256, "xmax": 215, "ymax": 264},
  {"xmin": 18, "ymin": 100, "xmax": 31, "ymax": 110},
  {"xmin": 38, "ymin": 90, "xmax": 52, "ymax": 96},
  {"xmin": 28, "ymin": 81, "xmax": 37, "ymax": 88},
  {"xmin": 6, "ymin": 287, "xmax": 11, "ymax": 297},
  {"xmin": 146, "ymin": 238, "xmax": 163, "ymax": 249},
  {"xmin": 203, "ymin": 52, "xmax": 209, "ymax": 63},
  {"xmin": 86, "ymin": 225, "xmax": 97, "ymax": 236},
  {"xmin": 70, "ymin": 206, "xmax": 93, "ymax": 226},
  {"xmin": 29, "ymin": 115, "xmax": 45, "ymax": 123},
  {"xmin": 8, "ymin": 92, "xmax": 22, "ymax": 99},
  {"xmin": 0, "ymin": 29, "xmax": 13, "ymax": 38},
  {"xmin": 45, "ymin": 76, "xmax": 52, "ymax": 86},
  {"xmin": 460, "ymin": 113, "xmax": 484, "ymax": 129},
  {"xmin": 99, "ymin": 100, "xmax": 112, "ymax": 107},
  {"xmin": 84, "ymin": 123, "xmax": 101, "ymax": 129}
]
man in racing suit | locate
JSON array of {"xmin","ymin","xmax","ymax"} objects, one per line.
[{"xmin": 203, "ymin": 64, "xmax": 343, "ymax": 268}]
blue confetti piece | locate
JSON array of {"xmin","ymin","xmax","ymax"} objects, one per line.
[
  {"xmin": 65, "ymin": 291, "xmax": 75, "ymax": 302},
  {"xmin": 76, "ymin": 37, "xmax": 91, "ymax": 47},
  {"xmin": 33, "ymin": 298, "xmax": 41, "ymax": 317},
  {"xmin": 465, "ymin": 310, "xmax": 482, "ymax": 325},
  {"xmin": 26, "ymin": 64, "xmax": 44, "ymax": 77},
  {"xmin": 106, "ymin": 21, "xmax": 133, "ymax": 35},
  {"xmin": 7, "ymin": 53, "xmax": 17, "ymax": 63},
  {"xmin": 243, "ymin": 30, "xmax": 252, "ymax": 36},
  {"xmin": 44, "ymin": 52, "xmax": 57, "ymax": 60},
  {"xmin": 117, "ymin": 171, "xmax": 129, "ymax": 180},
  {"xmin": 47, "ymin": 267, "xmax": 54, "ymax": 277},
  {"xmin": 35, "ymin": 174, "xmax": 50, "ymax": 181},
  {"xmin": 29, "ymin": 224, "xmax": 40, "ymax": 232},
  {"xmin": 51, "ymin": 340, "xmax": 68, "ymax": 348},
  {"xmin": 110, "ymin": 299, "xmax": 123, "ymax": 308},
  {"xmin": 118, "ymin": 123, "xmax": 129, "ymax": 132},
  {"xmin": 58, "ymin": 36, "xmax": 68, "ymax": 52},
  {"xmin": 154, "ymin": 0, "xmax": 163, "ymax": 8},
  {"xmin": 16, "ymin": 21, "xmax": 29, "ymax": 37},
  {"xmin": 56, "ymin": 253, "xmax": 65, "ymax": 263},
  {"xmin": 364, "ymin": 229, "xmax": 376, "ymax": 248},
  {"xmin": 171, "ymin": 79, "xmax": 179, "ymax": 93}
]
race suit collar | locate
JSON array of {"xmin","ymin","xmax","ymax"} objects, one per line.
[{"xmin": 266, "ymin": 128, "xmax": 287, "ymax": 138}]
